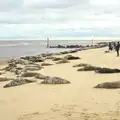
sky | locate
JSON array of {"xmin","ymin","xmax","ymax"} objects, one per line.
[{"xmin": 0, "ymin": 0, "xmax": 120, "ymax": 40}]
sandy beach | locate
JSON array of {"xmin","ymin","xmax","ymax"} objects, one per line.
[{"xmin": 1, "ymin": 47, "xmax": 120, "ymax": 120}]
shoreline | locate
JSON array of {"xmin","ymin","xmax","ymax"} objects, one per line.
[
  {"xmin": 0, "ymin": 40, "xmax": 108, "ymax": 59},
  {"xmin": 5, "ymin": 43, "xmax": 107, "ymax": 60},
  {"xmin": 0, "ymin": 43, "xmax": 108, "ymax": 66}
]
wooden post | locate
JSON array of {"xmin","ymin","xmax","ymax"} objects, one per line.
[
  {"xmin": 47, "ymin": 38, "xmax": 49, "ymax": 48},
  {"xmin": 92, "ymin": 36, "xmax": 93, "ymax": 45}
]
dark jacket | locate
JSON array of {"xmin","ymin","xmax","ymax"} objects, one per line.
[{"xmin": 116, "ymin": 42, "xmax": 120, "ymax": 51}]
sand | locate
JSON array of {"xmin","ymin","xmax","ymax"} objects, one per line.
[{"xmin": 0, "ymin": 47, "xmax": 120, "ymax": 120}]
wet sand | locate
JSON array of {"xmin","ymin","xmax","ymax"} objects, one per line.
[{"xmin": 0, "ymin": 47, "xmax": 120, "ymax": 120}]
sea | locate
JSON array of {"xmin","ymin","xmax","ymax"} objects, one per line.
[{"xmin": 0, "ymin": 40, "xmax": 109, "ymax": 59}]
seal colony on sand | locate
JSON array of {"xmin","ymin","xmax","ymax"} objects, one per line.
[
  {"xmin": 3, "ymin": 75, "xmax": 70, "ymax": 88},
  {"xmin": 74, "ymin": 63, "xmax": 120, "ymax": 73},
  {"xmin": 1, "ymin": 42, "xmax": 119, "ymax": 89},
  {"xmin": 1, "ymin": 60, "xmax": 71, "ymax": 88},
  {"xmin": 1, "ymin": 42, "xmax": 120, "ymax": 88},
  {"xmin": 0, "ymin": 47, "xmax": 79, "ymax": 88}
]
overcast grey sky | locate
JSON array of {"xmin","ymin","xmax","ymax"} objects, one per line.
[{"xmin": 0, "ymin": 0, "xmax": 120, "ymax": 40}]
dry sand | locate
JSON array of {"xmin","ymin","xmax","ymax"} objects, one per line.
[{"xmin": 0, "ymin": 47, "xmax": 120, "ymax": 120}]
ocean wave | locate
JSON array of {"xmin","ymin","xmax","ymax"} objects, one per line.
[
  {"xmin": 0, "ymin": 42, "xmax": 30, "ymax": 47},
  {"xmin": 19, "ymin": 42, "xmax": 29, "ymax": 46}
]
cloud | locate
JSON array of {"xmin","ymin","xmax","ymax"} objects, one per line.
[
  {"xmin": 90, "ymin": 0, "xmax": 120, "ymax": 6},
  {"xmin": 0, "ymin": 0, "xmax": 23, "ymax": 12},
  {"xmin": 0, "ymin": 0, "xmax": 120, "ymax": 39},
  {"xmin": 23, "ymin": 0, "xmax": 88, "ymax": 10}
]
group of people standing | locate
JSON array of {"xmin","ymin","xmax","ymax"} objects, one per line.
[{"xmin": 108, "ymin": 42, "xmax": 120, "ymax": 57}]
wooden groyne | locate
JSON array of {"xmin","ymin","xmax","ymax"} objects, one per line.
[{"xmin": 47, "ymin": 42, "xmax": 108, "ymax": 49}]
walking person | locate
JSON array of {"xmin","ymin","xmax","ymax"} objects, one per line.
[
  {"xmin": 116, "ymin": 42, "xmax": 120, "ymax": 57},
  {"xmin": 108, "ymin": 42, "xmax": 113, "ymax": 51},
  {"xmin": 113, "ymin": 42, "xmax": 116, "ymax": 51}
]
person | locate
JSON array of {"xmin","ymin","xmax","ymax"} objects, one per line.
[
  {"xmin": 108, "ymin": 42, "xmax": 113, "ymax": 51},
  {"xmin": 113, "ymin": 42, "xmax": 116, "ymax": 51},
  {"xmin": 116, "ymin": 42, "xmax": 120, "ymax": 57}
]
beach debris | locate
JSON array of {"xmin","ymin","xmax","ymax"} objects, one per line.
[
  {"xmin": 3, "ymin": 77, "xmax": 36, "ymax": 88},
  {"xmin": 77, "ymin": 65, "xmax": 101, "ymax": 71},
  {"xmin": 41, "ymin": 63, "xmax": 53, "ymax": 66},
  {"xmin": 56, "ymin": 59, "xmax": 70, "ymax": 64},
  {"xmin": 64, "ymin": 55, "xmax": 80, "ymax": 60},
  {"xmin": 41, "ymin": 77, "xmax": 70, "ymax": 84},
  {"xmin": 95, "ymin": 68, "xmax": 120, "ymax": 73},
  {"xmin": 5, "ymin": 62, "xmax": 43, "ymax": 75},
  {"xmin": 73, "ymin": 63, "xmax": 90, "ymax": 67},
  {"xmin": 94, "ymin": 81, "xmax": 120, "ymax": 89},
  {"xmin": 21, "ymin": 72, "xmax": 39, "ymax": 77},
  {"xmin": 52, "ymin": 57, "xmax": 62, "ymax": 61}
]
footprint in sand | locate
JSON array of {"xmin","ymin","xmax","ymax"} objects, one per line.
[
  {"xmin": 19, "ymin": 112, "xmax": 48, "ymax": 120},
  {"xmin": 62, "ymin": 112, "xmax": 72, "ymax": 117},
  {"xmin": 0, "ymin": 100, "xmax": 7, "ymax": 105},
  {"xmin": 19, "ymin": 112, "xmax": 39, "ymax": 120},
  {"xmin": 50, "ymin": 104, "xmax": 60, "ymax": 112}
]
